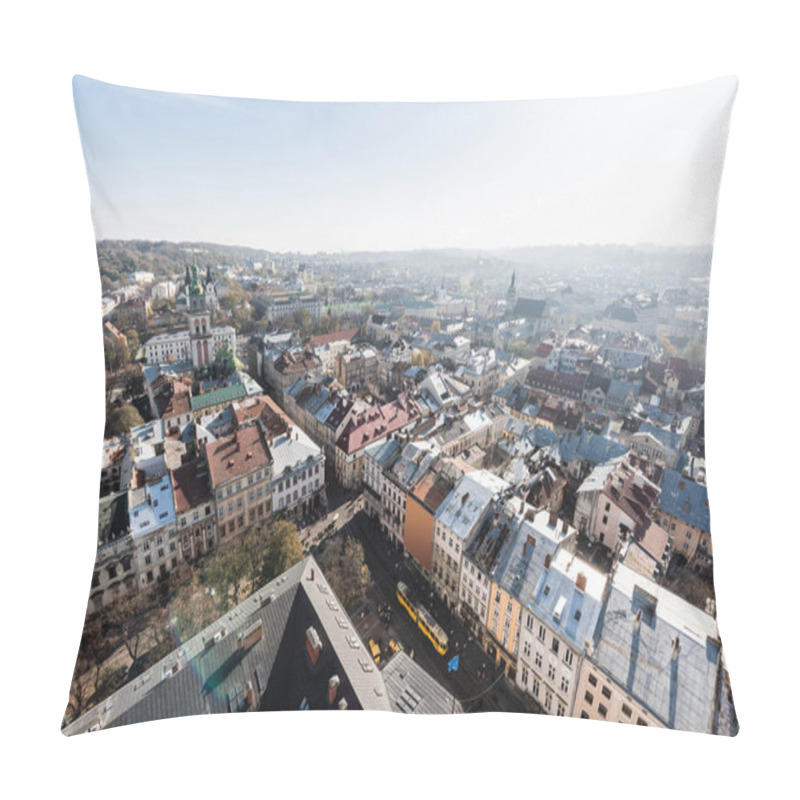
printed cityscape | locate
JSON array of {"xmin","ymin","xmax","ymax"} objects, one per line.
[{"xmin": 63, "ymin": 240, "xmax": 737, "ymax": 734}]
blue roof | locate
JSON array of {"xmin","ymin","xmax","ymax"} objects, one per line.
[
  {"xmin": 591, "ymin": 564, "xmax": 720, "ymax": 732},
  {"xmin": 637, "ymin": 422, "xmax": 682, "ymax": 453},
  {"xmin": 558, "ymin": 430, "xmax": 627, "ymax": 465},
  {"xmin": 657, "ymin": 469, "xmax": 710, "ymax": 531},
  {"xmin": 607, "ymin": 379, "xmax": 641, "ymax": 399}
]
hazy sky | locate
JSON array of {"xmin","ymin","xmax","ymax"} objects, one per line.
[{"xmin": 73, "ymin": 76, "xmax": 736, "ymax": 252}]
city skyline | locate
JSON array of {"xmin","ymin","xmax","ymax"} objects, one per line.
[{"xmin": 73, "ymin": 76, "xmax": 736, "ymax": 253}]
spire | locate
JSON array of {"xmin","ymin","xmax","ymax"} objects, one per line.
[{"xmin": 510, "ymin": 271, "xmax": 516, "ymax": 290}]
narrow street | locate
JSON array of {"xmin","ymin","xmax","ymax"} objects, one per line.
[{"xmin": 340, "ymin": 508, "xmax": 542, "ymax": 715}]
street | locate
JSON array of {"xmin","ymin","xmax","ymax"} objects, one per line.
[{"xmin": 340, "ymin": 508, "xmax": 543, "ymax": 715}]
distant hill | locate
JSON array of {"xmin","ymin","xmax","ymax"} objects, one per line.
[{"xmin": 97, "ymin": 240, "xmax": 275, "ymax": 290}]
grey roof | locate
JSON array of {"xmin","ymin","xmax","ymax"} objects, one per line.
[
  {"xmin": 435, "ymin": 471, "xmax": 508, "ymax": 541},
  {"xmin": 381, "ymin": 651, "xmax": 463, "ymax": 714},
  {"xmin": 558, "ymin": 430, "xmax": 628, "ymax": 466},
  {"xmin": 513, "ymin": 297, "xmax": 547, "ymax": 318},
  {"xmin": 636, "ymin": 422, "xmax": 682, "ymax": 454},
  {"xmin": 270, "ymin": 425, "xmax": 323, "ymax": 476},
  {"xmin": 591, "ymin": 564, "xmax": 721, "ymax": 732},
  {"xmin": 64, "ymin": 558, "xmax": 391, "ymax": 735},
  {"xmin": 658, "ymin": 469, "xmax": 710, "ymax": 531},
  {"xmin": 607, "ymin": 379, "xmax": 641, "ymax": 400},
  {"xmin": 97, "ymin": 491, "xmax": 130, "ymax": 546},
  {"xmin": 495, "ymin": 510, "xmax": 568, "ymax": 602},
  {"xmin": 527, "ymin": 548, "xmax": 607, "ymax": 653}
]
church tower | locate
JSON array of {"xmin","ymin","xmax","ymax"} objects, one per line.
[
  {"xmin": 507, "ymin": 271, "xmax": 517, "ymax": 314},
  {"xmin": 188, "ymin": 258, "xmax": 212, "ymax": 369}
]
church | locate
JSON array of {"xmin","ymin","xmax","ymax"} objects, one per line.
[{"xmin": 144, "ymin": 260, "xmax": 236, "ymax": 367}]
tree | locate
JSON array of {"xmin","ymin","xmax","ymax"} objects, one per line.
[
  {"xmin": 125, "ymin": 328, "xmax": 140, "ymax": 360},
  {"xmin": 166, "ymin": 572, "xmax": 220, "ymax": 644},
  {"xmin": 318, "ymin": 536, "xmax": 371, "ymax": 610},
  {"xmin": 203, "ymin": 542, "xmax": 249, "ymax": 612},
  {"xmin": 660, "ymin": 336, "xmax": 678, "ymax": 359},
  {"xmin": 260, "ymin": 520, "xmax": 303, "ymax": 584},
  {"xmin": 104, "ymin": 336, "xmax": 130, "ymax": 372},
  {"xmin": 682, "ymin": 340, "xmax": 706, "ymax": 369},
  {"xmin": 105, "ymin": 404, "xmax": 144, "ymax": 437},
  {"xmin": 106, "ymin": 591, "xmax": 154, "ymax": 676}
]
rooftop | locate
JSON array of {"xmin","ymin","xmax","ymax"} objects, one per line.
[
  {"xmin": 206, "ymin": 425, "xmax": 273, "ymax": 488},
  {"xmin": 592, "ymin": 563, "xmax": 721, "ymax": 732}
]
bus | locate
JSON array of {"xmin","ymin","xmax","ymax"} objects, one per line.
[{"xmin": 396, "ymin": 581, "xmax": 448, "ymax": 656}]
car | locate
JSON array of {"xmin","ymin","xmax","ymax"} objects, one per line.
[
  {"xmin": 368, "ymin": 639, "xmax": 381, "ymax": 665},
  {"xmin": 388, "ymin": 639, "xmax": 403, "ymax": 655}
]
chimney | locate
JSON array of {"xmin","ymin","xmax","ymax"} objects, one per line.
[
  {"xmin": 461, "ymin": 491, "xmax": 470, "ymax": 505},
  {"xmin": 671, "ymin": 636, "xmax": 681, "ymax": 662},
  {"xmin": 561, "ymin": 518, "xmax": 569, "ymax": 533},
  {"xmin": 575, "ymin": 572, "xmax": 587, "ymax": 593},
  {"xmin": 544, "ymin": 554, "xmax": 551, "ymax": 569},
  {"xmin": 337, "ymin": 698, "xmax": 348, "ymax": 710},
  {"xmin": 328, "ymin": 675, "xmax": 340, "ymax": 706},
  {"xmin": 246, "ymin": 680, "xmax": 255, "ymax": 708},
  {"xmin": 633, "ymin": 608, "xmax": 642, "ymax": 632},
  {"xmin": 306, "ymin": 626, "xmax": 322, "ymax": 667},
  {"xmin": 549, "ymin": 510, "xmax": 557, "ymax": 527}
]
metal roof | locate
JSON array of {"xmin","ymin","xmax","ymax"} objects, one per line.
[{"xmin": 591, "ymin": 564, "xmax": 720, "ymax": 732}]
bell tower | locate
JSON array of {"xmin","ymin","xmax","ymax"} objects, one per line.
[{"xmin": 188, "ymin": 258, "xmax": 212, "ymax": 368}]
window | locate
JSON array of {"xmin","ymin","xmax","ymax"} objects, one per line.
[
  {"xmin": 551, "ymin": 638, "xmax": 559, "ymax": 655},
  {"xmin": 598, "ymin": 703, "xmax": 607, "ymax": 719},
  {"xmin": 622, "ymin": 704, "xmax": 632, "ymax": 718},
  {"xmin": 584, "ymin": 691, "xmax": 594, "ymax": 705},
  {"xmin": 526, "ymin": 613, "xmax": 534, "ymax": 631},
  {"xmin": 563, "ymin": 650, "xmax": 574, "ymax": 669},
  {"xmin": 145, "ymin": 555, "xmax": 151, "ymax": 566},
  {"xmin": 158, "ymin": 548, "xmax": 164, "ymax": 559},
  {"xmin": 535, "ymin": 651, "xmax": 542, "ymax": 669},
  {"xmin": 602, "ymin": 686, "xmax": 612, "ymax": 700},
  {"xmin": 580, "ymin": 711, "xmax": 589, "ymax": 719},
  {"xmin": 538, "ymin": 625, "xmax": 546, "ymax": 642},
  {"xmin": 547, "ymin": 663, "xmax": 556, "ymax": 681},
  {"xmin": 523, "ymin": 641, "xmax": 531, "ymax": 658},
  {"xmin": 521, "ymin": 667, "xmax": 529, "ymax": 687},
  {"xmin": 556, "ymin": 703, "xmax": 565, "ymax": 717},
  {"xmin": 532, "ymin": 679, "xmax": 539, "ymax": 698},
  {"xmin": 588, "ymin": 674, "xmax": 597, "ymax": 687}
]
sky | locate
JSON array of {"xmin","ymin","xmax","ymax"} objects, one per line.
[{"xmin": 73, "ymin": 76, "xmax": 737, "ymax": 253}]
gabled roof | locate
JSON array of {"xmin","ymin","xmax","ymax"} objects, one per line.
[
  {"xmin": 513, "ymin": 298, "xmax": 546, "ymax": 318},
  {"xmin": 63, "ymin": 558, "xmax": 394, "ymax": 735}
]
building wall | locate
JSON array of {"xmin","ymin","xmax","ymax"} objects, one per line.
[
  {"xmin": 89, "ymin": 538, "xmax": 137, "ymax": 614},
  {"xmin": 572, "ymin": 659, "xmax": 663, "ymax": 728},
  {"xmin": 404, "ymin": 493, "xmax": 434, "ymax": 573},
  {"xmin": 431, "ymin": 519, "xmax": 465, "ymax": 608},
  {"xmin": 176, "ymin": 501, "xmax": 218, "ymax": 561},
  {"xmin": 213, "ymin": 465, "xmax": 272, "ymax": 541},
  {"xmin": 516, "ymin": 612, "xmax": 580, "ymax": 717}
]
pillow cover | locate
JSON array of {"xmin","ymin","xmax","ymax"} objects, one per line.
[{"xmin": 64, "ymin": 75, "xmax": 738, "ymax": 735}]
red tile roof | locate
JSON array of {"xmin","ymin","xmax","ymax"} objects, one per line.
[
  {"xmin": 171, "ymin": 459, "xmax": 212, "ymax": 513},
  {"xmin": 336, "ymin": 394, "xmax": 421, "ymax": 455},
  {"xmin": 206, "ymin": 425, "xmax": 273, "ymax": 488},
  {"xmin": 309, "ymin": 328, "xmax": 360, "ymax": 347}
]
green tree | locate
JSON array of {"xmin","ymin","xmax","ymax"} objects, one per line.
[
  {"xmin": 104, "ymin": 336, "xmax": 130, "ymax": 372},
  {"xmin": 260, "ymin": 520, "xmax": 303, "ymax": 584},
  {"xmin": 167, "ymin": 572, "xmax": 221, "ymax": 643},
  {"xmin": 318, "ymin": 536, "xmax": 371, "ymax": 610},
  {"xmin": 682, "ymin": 340, "xmax": 706, "ymax": 369},
  {"xmin": 105, "ymin": 404, "xmax": 144, "ymax": 437},
  {"xmin": 106, "ymin": 590, "xmax": 154, "ymax": 676},
  {"xmin": 203, "ymin": 542, "xmax": 249, "ymax": 612}
]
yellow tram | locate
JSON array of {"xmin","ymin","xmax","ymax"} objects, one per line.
[{"xmin": 396, "ymin": 581, "xmax": 448, "ymax": 656}]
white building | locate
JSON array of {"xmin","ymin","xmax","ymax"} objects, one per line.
[
  {"xmin": 145, "ymin": 327, "xmax": 236, "ymax": 366},
  {"xmin": 515, "ymin": 548, "xmax": 607, "ymax": 717},
  {"xmin": 431, "ymin": 471, "xmax": 508, "ymax": 608}
]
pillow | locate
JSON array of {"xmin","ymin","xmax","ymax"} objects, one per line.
[{"xmin": 65, "ymin": 75, "xmax": 738, "ymax": 735}]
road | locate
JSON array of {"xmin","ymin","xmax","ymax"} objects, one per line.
[{"xmin": 338, "ymin": 508, "xmax": 543, "ymax": 715}]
